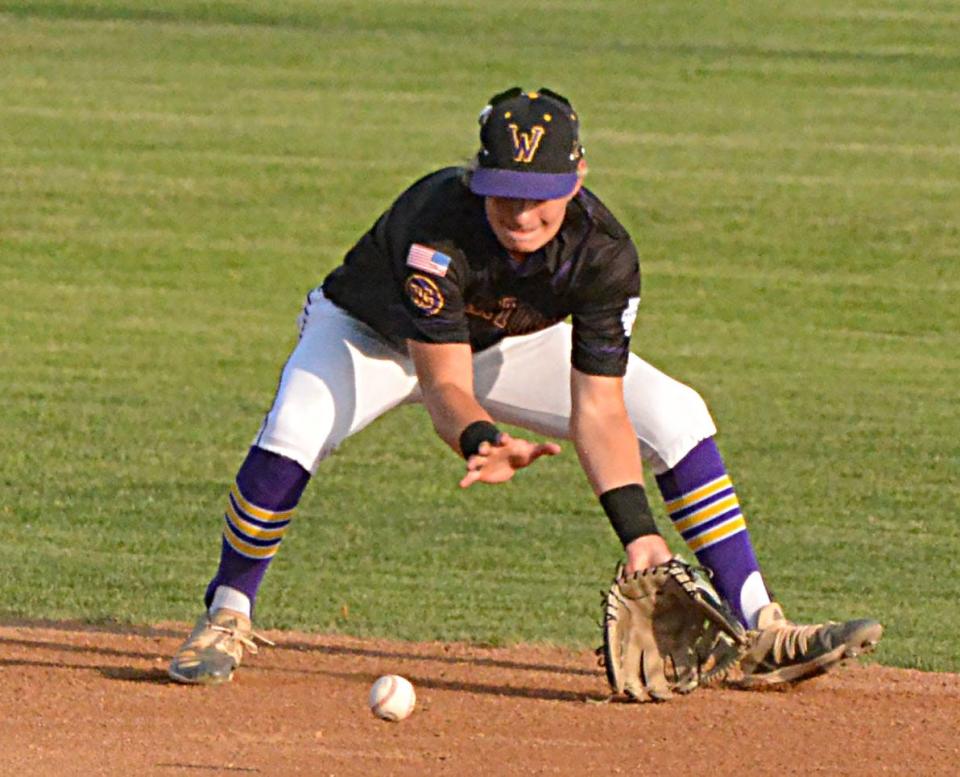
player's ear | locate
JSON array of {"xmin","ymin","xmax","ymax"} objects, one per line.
[{"xmin": 569, "ymin": 158, "xmax": 588, "ymax": 197}]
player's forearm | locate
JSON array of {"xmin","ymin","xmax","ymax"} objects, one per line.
[
  {"xmin": 407, "ymin": 339, "xmax": 494, "ymax": 455},
  {"xmin": 571, "ymin": 370, "xmax": 660, "ymax": 549},
  {"xmin": 571, "ymin": 403, "xmax": 644, "ymax": 495},
  {"xmin": 569, "ymin": 369, "xmax": 644, "ymax": 494},
  {"xmin": 420, "ymin": 382, "xmax": 494, "ymax": 453}
]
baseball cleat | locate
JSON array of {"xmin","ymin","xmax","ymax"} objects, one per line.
[
  {"xmin": 168, "ymin": 608, "xmax": 273, "ymax": 685},
  {"xmin": 728, "ymin": 602, "xmax": 883, "ymax": 689}
]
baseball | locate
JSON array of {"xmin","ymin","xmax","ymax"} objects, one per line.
[{"xmin": 368, "ymin": 674, "xmax": 416, "ymax": 721}]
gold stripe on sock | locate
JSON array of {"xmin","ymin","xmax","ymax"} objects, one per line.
[
  {"xmin": 223, "ymin": 522, "xmax": 282, "ymax": 559},
  {"xmin": 226, "ymin": 501, "xmax": 289, "ymax": 541},
  {"xmin": 672, "ymin": 494, "xmax": 740, "ymax": 533},
  {"xmin": 230, "ymin": 483, "xmax": 295, "ymax": 523},
  {"xmin": 686, "ymin": 516, "xmax": 747, "ymax": 552},
  {"xmin": 664, "ymin": 474, "xmax": 732, "ymax": 514}
]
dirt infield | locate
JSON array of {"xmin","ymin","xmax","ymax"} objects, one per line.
[{"xmin": 2, "ymin": 620, "xmax": 958, "ymax": 776}]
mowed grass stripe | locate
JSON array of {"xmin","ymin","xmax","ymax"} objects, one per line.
[
  {"xmin": 8, "ymin": 104, "xmax": 960, "ymax": 160},
  {"xmin": 806, "ymin": 8, "xmax": 960, "ymax": 24},
  {"xmin": 589, "ymin": 129, "xmax": 960, "ymax": 160},
  {"xmin": 596, "ymin": 165, "xmax": 960, "ymax": 194}
]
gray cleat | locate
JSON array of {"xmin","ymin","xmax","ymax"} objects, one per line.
[
  {"xmin": 729, "ymin": 602, "xmax": 883, "ymax": 688},
  {"xmin": 168, "ymin": 608, "xmax": 272, "ymax": 685}
]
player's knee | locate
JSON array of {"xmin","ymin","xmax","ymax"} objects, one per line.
[
  {"xmin": 671, "ymin": 383, "xmax": 714, "ymax": 435},
  {"xmin": 625, "ymin": 379, "xmax": 716, "ymax": 454},
  {"xmin": 259, "ymin": 382, "xmax": 341, "ymax": 472}
]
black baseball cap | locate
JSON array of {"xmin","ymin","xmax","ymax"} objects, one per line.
[{"xmin": 469, "ymin": 87, "xmax": 584, "ymax": 200}]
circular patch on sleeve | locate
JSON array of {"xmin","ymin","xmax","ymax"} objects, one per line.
[{"xmin": 404, "ymin": 273, "xmax": 445, "ymax": 316}]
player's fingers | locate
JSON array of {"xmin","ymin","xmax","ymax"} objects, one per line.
[
  {"xmin": 473, "ymin": 429, "xmax": 510, "ymax": 459},
  {"xmin": 525, "ymin": 442, "xmax": 561, "ymax": 463},
  {"xmin": 460, "ymin": 466, "xmax": 513, "ymax": 487},
  {"xmin": 465, "ymin": 451, "xmax": 489, "ymax": 470}
]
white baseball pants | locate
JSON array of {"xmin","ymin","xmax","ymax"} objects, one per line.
[{"xmin": 255, "ymin": 290, "xmax": 717, "ymax": 475}]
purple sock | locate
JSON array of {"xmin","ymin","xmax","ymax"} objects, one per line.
[
  {"xmin": 655, "ymin": 438, "xmax": 767, "ymax": 626},
  {"xmin": 204, "ymin": 446, "xmax": 310, "ymax": 611}
]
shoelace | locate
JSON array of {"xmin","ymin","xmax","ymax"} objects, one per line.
[
  {"xmin": 208, "ymin": 622, "xmax": 276, "ymax": 655},
  {"xmin": 768, "ymin": 620, "xmax": 831, "ymax": 662}
]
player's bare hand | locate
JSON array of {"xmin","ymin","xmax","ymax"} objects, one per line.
[{"xmin": 458, "ymin": 432, "xmax": 561, "ymax": 488}]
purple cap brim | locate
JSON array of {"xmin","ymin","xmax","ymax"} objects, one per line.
[{"xmin": 469, "ymin": 168, "xmax": 579, "ymax": 200}]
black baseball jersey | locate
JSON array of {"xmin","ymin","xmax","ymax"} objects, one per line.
[{"xmin": 321, "ymin": 167, "xmax": 640, "ymax": 376}]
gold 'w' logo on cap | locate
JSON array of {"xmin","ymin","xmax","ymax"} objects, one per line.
[{"xmin": 508, "ymin": 123, "xmax": 545, "ymax": 163}]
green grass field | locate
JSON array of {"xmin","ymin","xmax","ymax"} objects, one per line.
[{"xmin": 1, "ymin": 0, "xmax": 957, "ymax": 671}]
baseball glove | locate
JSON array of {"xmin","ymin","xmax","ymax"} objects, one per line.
[{"xmin": 600, "ymin": 558, "xmax": 747, "ymax": 702}]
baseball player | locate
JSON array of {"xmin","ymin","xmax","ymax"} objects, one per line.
[{"xmin": 169, "ymin": 87, "xmax": 882, "ymax": 687}]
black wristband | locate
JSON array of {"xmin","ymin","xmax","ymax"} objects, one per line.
[
  {"xmin": 459, "ymin": 420, "xmax": 502, "ymax": 459},
  {"xmin": 599, "ymin": 484, "xmax": 660, "ymax": 546}
]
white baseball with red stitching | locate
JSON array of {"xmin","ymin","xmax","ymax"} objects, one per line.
[{"xmin": 369, "ymin": 675, "xmax": 416, "ymax": 721}]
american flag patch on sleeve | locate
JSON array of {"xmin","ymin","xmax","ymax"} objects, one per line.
[{"xmin": 406, "ymin": 243, "xmax": 452, "ymax": 277}]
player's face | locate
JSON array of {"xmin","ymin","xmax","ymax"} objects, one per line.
[{"xmin": 484, "ymin": 183, "xmax": 581, "ymax": 259}]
